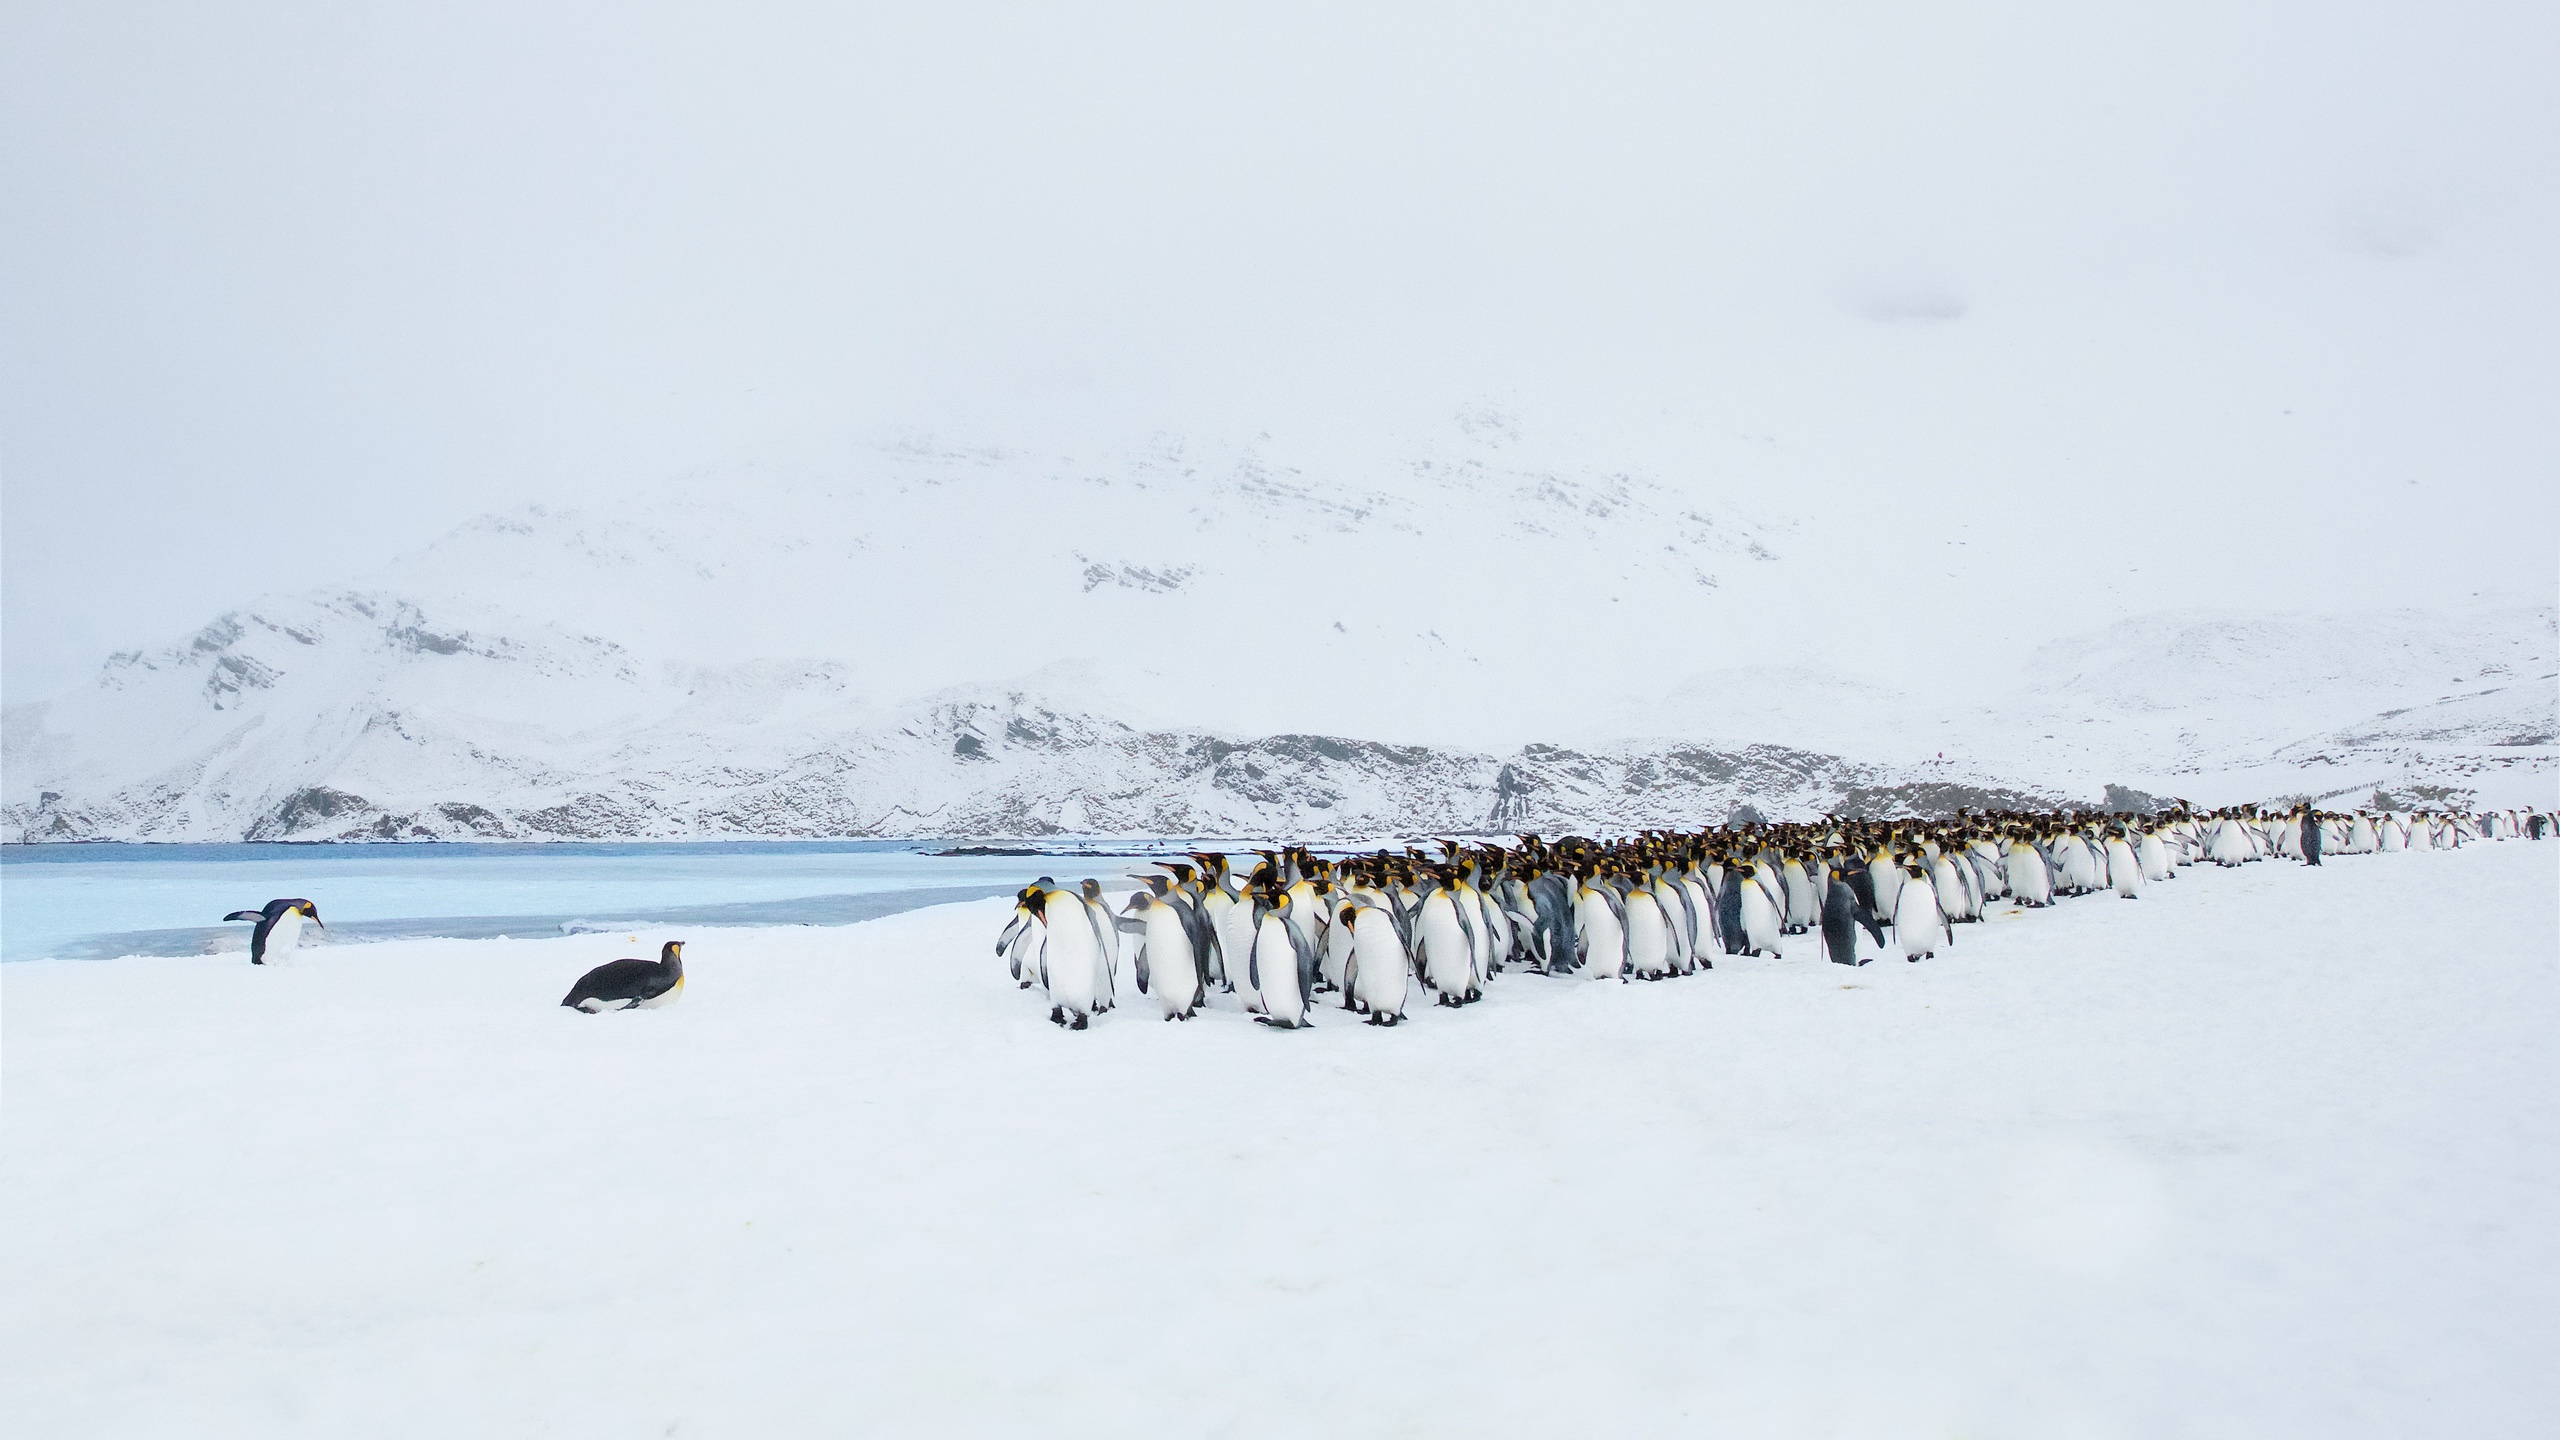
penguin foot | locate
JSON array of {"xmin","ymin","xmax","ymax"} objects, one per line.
[
  {"xmin": 1069, "ymin": 1013, "xmax": 1089, "ymax": 1030},
  {"xmin": 1049, "ymin": 1006, "xmax": 1066, "ymax": 1026}
]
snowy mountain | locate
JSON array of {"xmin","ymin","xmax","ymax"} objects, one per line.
[{"xmin": 5, "ymin": 422, "xmax": 2552, "ymax": 841}]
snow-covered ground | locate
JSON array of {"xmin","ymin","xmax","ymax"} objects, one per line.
[{"xmin": 4, "ymin": 841, "xmax": 2554, "ymax": 1436}]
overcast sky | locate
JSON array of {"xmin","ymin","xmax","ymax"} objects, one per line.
[{"xmin": 6, "ymin": 0, "xmax": 2555, "ymax": 701}]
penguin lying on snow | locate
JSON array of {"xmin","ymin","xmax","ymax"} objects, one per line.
[
  {"xmin": 562, "ymin": 941, "xmax": 686, "ymax": 1012},
  {"xmin": 221, "ymin": 898, "xmax": 322, "ymax": 964}
]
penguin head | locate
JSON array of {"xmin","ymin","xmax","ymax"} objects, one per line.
[
  {"xmin": 297, "ymin": 900, "xmax": 323, "ymax": 926},
  {"xmin": 662, "ymin": 941, "xmax": 684, "ymax": 964},
  {"xmin": 1079, "ymin": 878, "xmax": 1104, "ymax": 901}
]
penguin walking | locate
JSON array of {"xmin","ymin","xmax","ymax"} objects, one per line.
[
  {"xmin": 222, "ymin": 898, "xmax": 323, "ymax": 965},
  {"xmin": 562, "ymin": 941, "xmax": 685, "ymax": 1011},
  {"xmin": 1033, "ymin": 884, "xmax": 1109, "ymax": 1029}
]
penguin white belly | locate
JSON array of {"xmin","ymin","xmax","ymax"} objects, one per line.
[
  {"xmin": 1414, "ymin": 893, "xmax": 1476, "ymax": 1000},
  {"xmin": 1252, "ymin": 915, "xmax": 1308, "ymax": 1027},
  {"xmin": 2137, "ymin": 834, "xmax": 2171, "ymax": 882},
  {"xmin": 1347, "ymin": 916, "xmax": 1409, "ymax": 1020},
  {"xmin": 1739, "ymin": 882, "xmax": 1782, "ymax": 957},
  {"xmin": 1869, "ymin": 860, "xmax": 1904, "ymax": 919},
  {"xmin": 1893, "ymin": 884, "xmax": 1946, "ymax": 958},
  {"xmin": 264, "ymin": 910, "xmax": 306, "ymax": 963},
  {"xmin": 2007, "ymin": 847, "xmax": 2052, "ymax": 905},
  {"xmin": 1041, "ymin": 898, "xmax": 1101, "ymax": 1019},
  {"xmin": 1783, "ymin": 868, "xmax": 1817, "ymax": 931},
  {"xmin": 1623, "ymin": 890, "xmax": 1670, "ymax": 977},
  {"xmin": 1456, "ymin": 888, "xmax": 1493, "ymax": 987},
  {"xmin": 1083, "ymin": 899, "xmax": 1119, "ymax": 1006},
  {"xmin": 1574, "ymin": 890, "xmax": 1625, "ymax": 980},
  {"xmin": 1929, "ymin": 860, "xmax": 1970, "ymax": 922},
  {"xmin": 1680, "ymin": 879, "xmax": 1715, "ymax": 954},
  {"xmin": 1322, "ymin": 914, "xmax": 1355, "ymax": 993},
  {"xmin": 1650, "ymin": 883, "xmax": 1693, "ymax": 971},
  {"xmin": 2106, "ymin": 839, "xmax": 2144, "ymax": 898},
  {"xmin": 1142, "ymin": 908, "xmax": 1201, "ymax": 1018},
  {"xmin": 1215, "ymin": 900, "xmax": 1261, "ymax": 1010}
]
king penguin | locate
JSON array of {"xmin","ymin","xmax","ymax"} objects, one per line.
[
  {"xmin": 562, "ymin": 941, "xmax": 685, "ymax": 1011},
  {"xmin": 1248, "ymin": 885, "xmax": 1320, "ymax": 1028},
  {"xmin": 1339, "ymin": 901, "xmax": 1412, "ymax": 1025},
  {"xmin": 1892, "ymin": 862, "xmax": 1950, "ymax": 960},
  {"xmin": 222, "ymin": 898, "xmax": 323, "ymax": 965},
  {"xmin": 1117, "ymin": 889, "xmax": 1204, "ymax": 1021},
  {"xmin": 1820, "ymin": 875, "xmax": 1886, "ymax": 966}
]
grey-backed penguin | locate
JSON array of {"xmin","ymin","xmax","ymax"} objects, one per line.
[
  {"xmin": 562, "ymin": 941, "xmax": 685, "ymax": 1011},
  {"xmin": 1820, "ymin": 877, "xmax": 1886, "ymax": 966},
  {"xmin": 222, "ymin": 898, "xmax": 323, "ymax": 964}
]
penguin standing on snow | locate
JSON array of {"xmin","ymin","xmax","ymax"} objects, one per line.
[
  {"xmin": 2299, "ymin": 807, "xmax": 2324, "ymax": 866},
  {"xmin": 1116, "ymin": 888, "xmax": 1204, "ymax": 1021},
  {"xmin": 1892, "ymin": 863, "xmax": 1951, "ymax": 961},
  {"xmin": 221, "ymin": 898, "xmax": 323, "ymax": 964},
  {"xmin": 1820, "ymin": 876, "xmax": 1887, "ymax": 966},
  {"xmin": 561, "ymin": 941, "xmax": 686, "ymax": 1011}
]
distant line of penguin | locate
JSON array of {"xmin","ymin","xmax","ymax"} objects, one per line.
[{"xmin": 994, "ymin": 803, "xmax": 2555, "ymax": 1029}]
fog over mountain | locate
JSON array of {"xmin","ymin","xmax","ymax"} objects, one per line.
[
  {"xmin": 5, "ymin": 3, "xmax": 2554, "ymax": 835},
  {"xmin": 5, "ymin": 417, "xmax": 2549, "ymax": 841}
]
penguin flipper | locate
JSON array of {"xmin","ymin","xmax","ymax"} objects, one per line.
[{"xmin": 223, "ymin": 910, "xmax": 263, "ymax": 923}]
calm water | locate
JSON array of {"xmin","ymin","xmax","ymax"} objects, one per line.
[{"xmin": 0, "ymin": 841, "xmax": 1187, "ymax": 962}]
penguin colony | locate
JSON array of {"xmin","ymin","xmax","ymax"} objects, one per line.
[{"xmin": 996, "ymin": 803, "xmax": 2553, "ymax": 1029}]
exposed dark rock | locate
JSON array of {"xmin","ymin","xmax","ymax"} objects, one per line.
[
  {"xmin": 248, "ymin": 786, "xmax": 377, "ymax": 840},
  {"xmin": 2102, "ymin": 783, "xmax": 2169, "ymax": 815},
  {"xmin": 1833, "ymin": 781, "xmax": 2063, "ymax": 819}
]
